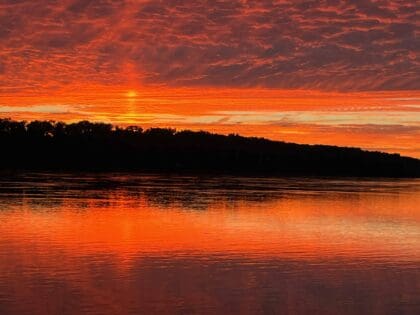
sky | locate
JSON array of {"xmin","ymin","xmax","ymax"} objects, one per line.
[{"xmin": 0, "ymin": 0, "xmax": 419, "ymax": 157}]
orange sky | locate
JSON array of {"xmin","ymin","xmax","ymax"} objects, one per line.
[
  {"xmin": 0, "ymin": 1, "xmax": 419, "ymax": 157},
  {"xmin": 1, "ymin": 87, "xmax": 419, "ymax": 157}
]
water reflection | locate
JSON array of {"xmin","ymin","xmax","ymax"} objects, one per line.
[{"xmin": 0, "ymin": 173, "xmax": 419, "ymax": 315}]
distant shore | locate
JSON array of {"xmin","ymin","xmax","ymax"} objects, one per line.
[{"xmin": 1, "ymin": 118, "xmax": 419, "ymax": 178}]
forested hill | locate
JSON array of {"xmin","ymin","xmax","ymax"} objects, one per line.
[{"xmin": 0, "ymin": 119, "xmax": 419, "ymax": 177}]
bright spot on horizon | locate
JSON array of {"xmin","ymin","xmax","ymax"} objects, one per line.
[{"xmin": 126, "ymin": 90, "xmax": 138, "ymax": 98}]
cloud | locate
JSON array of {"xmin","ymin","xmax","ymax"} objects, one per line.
[
  {"xmin": 0, "ymin": 0, "xmax": 418, "ymax": 92},
  {"xmin": 0, "ymin": 60, "xmax": 5, "ymax": 74},
  {"xmin": 0, "ymin": 105, "xmax": 74, "ymax": 114},
  {"xmin": 211, "ymin": 110, "xmax": 420, "ymax": 126}
]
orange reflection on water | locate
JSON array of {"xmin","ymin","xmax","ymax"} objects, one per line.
[
  {"xmin": 1, "ymin": 176, "xmax": 420, "ymax": 315},
  {"xmin": 2, "ymin": 183, "xmax": 419, "ymax": 264}
]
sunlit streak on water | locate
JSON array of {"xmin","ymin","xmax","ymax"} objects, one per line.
[{"xmin": 0, "ymin": 174, "xmax": 419, "ymax": 315}]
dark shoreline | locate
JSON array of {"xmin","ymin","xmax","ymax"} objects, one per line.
[
  {"xmin": 1, "ymin": 168, "xmax": 420, "ymax": 179},
  {"xmin": 1, "ymin": 118, "xmax": 419, "ymax": 178}
]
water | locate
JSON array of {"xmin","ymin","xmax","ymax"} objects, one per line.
[{"xmin": 0, "ymin": 173, "xmax": 419, "ymax": 315}]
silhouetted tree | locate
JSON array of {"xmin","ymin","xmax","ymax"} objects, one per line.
[{"xmin": 0, "ymin": 118, "xmax": 419, "ymax": 177}]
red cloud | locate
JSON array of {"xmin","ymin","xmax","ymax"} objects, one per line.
[{"xmin": 0, "ymin": 0, "xmax": 418, "ymax": 92}]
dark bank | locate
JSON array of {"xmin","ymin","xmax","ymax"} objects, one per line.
[{"xmin": 1, "ymin": 118, "xmax": 419, "ymax": 177}]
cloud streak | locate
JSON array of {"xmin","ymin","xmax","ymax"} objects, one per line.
[
  {"xmin": 0, "ymin": 0, "xmax": 418, "ymax": 92},
  {"xmin": 0, "ymin": 1, "xmax": 419, "ymax": 157}
]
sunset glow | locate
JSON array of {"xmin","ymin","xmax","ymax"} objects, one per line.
[
  {"xmin": 1, "ymin": 2, "xmax": 419, "ymax": 313},
  {"xmin": 0, "ymin": 1, "xmax": 419, "ymax": 157},
  {"xmin": 126, "ymin": 90, "xmax": 138, "ymax": 98}
]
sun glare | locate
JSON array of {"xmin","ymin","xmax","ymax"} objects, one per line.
[{"xmin": 126, "ymin": 90, "xmax": 138, "ymax": 98}]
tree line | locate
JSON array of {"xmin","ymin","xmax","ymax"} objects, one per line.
[{"xmin": 0, "ymin": 118, "xmax": 419, "ymax": 177}]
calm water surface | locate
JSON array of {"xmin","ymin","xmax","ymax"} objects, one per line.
[{"xmin": 0, "ymin": 174, "xmax": 419, "ymax": 315}]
